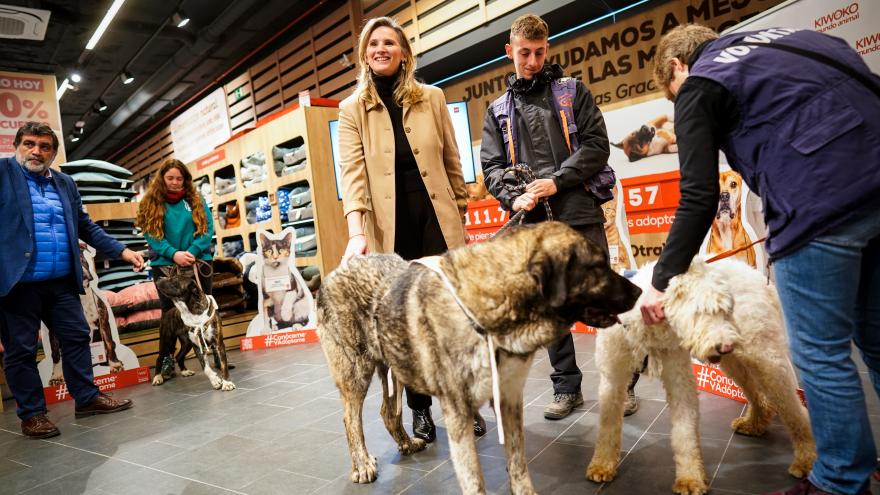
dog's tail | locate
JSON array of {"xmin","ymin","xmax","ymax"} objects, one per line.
[{"xmin": 611, "ymin": 141, "xmax": 623, "ymax": 149}]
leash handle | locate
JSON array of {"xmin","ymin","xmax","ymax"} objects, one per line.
[{"xmin": 705, "ymin": 237, "xmax": 766, "ymax": 263}]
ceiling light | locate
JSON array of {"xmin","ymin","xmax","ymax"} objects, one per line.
[
  {"xmin": 77, "ymin": 127, "xmax": 85, "ymax": 135},
  {"xmin": 120, "ymin": 71, "xmax": 134, "ymax": 84},
  {"xmin": 57, "ymin": 78, "xmax": 70, "ymax": 100},
  {"xmin": 70, "ymin": 72, "xmax": 82, "ymax": 83},
  {"xmin": 74, "ymin": 120, "xmax": 86, "ymax": 128},
  {"xmin": 172, "ymin": 10, "xmax": 190, "ymax": 28},
  {"xmin": 70, "ymin": 134, "xmax": 80, "ymax": 142},
  {"xmin": 94, "ymin": 99, "xmax": 108, "ymax": 112},
  {"xmin": 86, "ymin": 0, "xmax": 127, "ymax": 50}
]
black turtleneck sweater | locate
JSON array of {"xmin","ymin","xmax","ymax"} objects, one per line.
[{"xmin": 372, "ymin": 74, "xmax": 421, "ymax": 183}]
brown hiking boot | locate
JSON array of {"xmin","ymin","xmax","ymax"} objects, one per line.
[
  {"xmin": 21, "ymin": 414, "xmax": 60, "ymax": 439},
  {"xmin": 623, "ymin": 388, "xmax": 640, "ymax": 416},
  {"xmin": 543, "ymin": 392, "xmax": 584, "ymax": 420}
]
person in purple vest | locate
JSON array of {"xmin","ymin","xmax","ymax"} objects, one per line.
[
  {"xmin": 642, "ymin": 24, "xmax": 880, "ymax": 495},
  {"xmin": 0, "ymin": 122, "xmax": 145, "ymax": 439},
  {"xmin": 481, "ymin": 14, "xmax": 642, "ymax": 420}
]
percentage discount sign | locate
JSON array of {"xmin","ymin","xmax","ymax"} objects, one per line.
[{"xmin": 0, "ymin": 93, "xmax": 49, "ymax": 119}]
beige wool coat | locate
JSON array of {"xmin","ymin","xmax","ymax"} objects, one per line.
[{"xmin": 338, "ymin": 84, "xmax": 469, "ymax": 254}]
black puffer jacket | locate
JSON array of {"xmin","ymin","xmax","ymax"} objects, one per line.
[{"xmin": 480, "ymin": 64, "xmax": 610, "ymax": 226}]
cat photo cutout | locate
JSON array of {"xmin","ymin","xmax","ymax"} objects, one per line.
[{"xmin": 242, "ymin": 227, "xmax": 316, "ymax": 336}]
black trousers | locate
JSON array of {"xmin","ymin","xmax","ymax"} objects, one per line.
[
  {"xmin": 547, "ymin": 223, "xmax": 608, "ymax": 394},
  {"xmin": 0, "ymin": 277, "xmax": 100, "ymax": 419},
  {"xmin": 395, "ymin": 170, "xmax": 447, "ymax": 410}
]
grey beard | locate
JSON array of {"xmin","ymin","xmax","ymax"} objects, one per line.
[{"xmin": 24, "ymin": 160, "xmax": 50, "ymax": 175}]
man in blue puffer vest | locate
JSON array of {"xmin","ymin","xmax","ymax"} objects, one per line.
[
  {"xmin": 0, "ymin": 122, "xmax": 145, "ymax": 439},
  {"xmin": 640, "ymin": 25, "xmax": 880, "ymax": 495}
]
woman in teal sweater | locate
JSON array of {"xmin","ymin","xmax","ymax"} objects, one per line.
[{"xmin": 137, "ymin": 158, "xmax": 214, "ymax": 311}]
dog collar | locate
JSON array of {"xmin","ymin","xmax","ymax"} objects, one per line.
[
  {"xmin": 411, "ymin": 256, "xmax": 505, "ymax": 445},
  {"xmin": 173, "ymin": 295, "xmax": 217, "ymax": 329}
]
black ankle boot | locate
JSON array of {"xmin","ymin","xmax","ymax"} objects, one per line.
[
  {"xmin": 473, "ymin": 412, "xmax": 487, "ymax": 437},
  {"xmin": 412, "ymin": 408, "xmax": 436, "ymax": 443}
]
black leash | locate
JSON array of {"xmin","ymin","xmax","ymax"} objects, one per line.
[{"xmin": 493, "ymin": 163, "xmax": 552, "ymax": 237}]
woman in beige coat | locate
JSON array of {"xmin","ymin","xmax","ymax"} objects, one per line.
[{"xmin": 338, "ymin": 16, "xmax": 483, "ymax": 443}]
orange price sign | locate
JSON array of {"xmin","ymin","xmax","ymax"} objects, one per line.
[
  {"xmin": 620, "ymin": 171, "xmax": 681, "ymax": 235},
  {"xmin": 464, "ymin": 198, "xmax": 509, "ymax": 230}
]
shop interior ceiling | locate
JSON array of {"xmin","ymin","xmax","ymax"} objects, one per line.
[
  {"xmin": 0, "ymin": 0, "xmax": 663, "ymax": 164},
  {"xmin": 0, "ymin": 0, "xmax": 337, "ymax": 162}
]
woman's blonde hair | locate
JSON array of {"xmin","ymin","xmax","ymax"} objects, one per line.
[
  {"xmin": 136, "ymin": 158, "xmax": 208, "ymax": 239},
  {"xmin": 354, "ymin": 16, "xmax": 423, "ymax": 108},
  {"xmin": 653, "ymin": 24, "xmax": 719, "ymax": 100}
]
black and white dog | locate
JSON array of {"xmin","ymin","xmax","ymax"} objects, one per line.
[{"xmin": 153, "ymin": 270, "xmax": 234, "ymax": 391}]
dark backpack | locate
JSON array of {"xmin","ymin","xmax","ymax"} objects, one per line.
[{"xmin": 490, "ymin": 77, "xmax": 616, "ymax": 204}]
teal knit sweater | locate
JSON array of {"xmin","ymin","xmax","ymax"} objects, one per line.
[{"xmin": 145, "ymin": 197, "xmax": 214, "ymax": 267}]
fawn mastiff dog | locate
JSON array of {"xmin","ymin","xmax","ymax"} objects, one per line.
[{"xmin": 318, "ymin": 222, "xmax": 641, "ymax": 494}]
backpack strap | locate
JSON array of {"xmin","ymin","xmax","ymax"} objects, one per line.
[
  {"xmin": 550, "ymin": 77, "xmax": 579, "ymax": 154},
  {"xmin": 491, "ymin": 91, "xmax": 517, "ymax": 166}
]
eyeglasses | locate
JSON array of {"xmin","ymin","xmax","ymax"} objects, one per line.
[{"xmin": 19, "ymin": 140, "xmax": 55, "ymax": 153}]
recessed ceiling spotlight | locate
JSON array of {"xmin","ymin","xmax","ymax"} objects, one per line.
[
  {"xmin": 172, "ymin": 10, "xmax": 190, "ymax": 28},
  {"xmin": 95, "ymin": 99, "xmax": 108, "ymax": 112},
  {"xmin": 70, "ymin": 72, "xmax": 82, "ymax": 83},
  {"xmin": 120, "ymin": 70, "xmax": 134, "ymax": 84},
  {"xmin": 70, "ymin": 134, "xmax": 80, "ymax": 142}
]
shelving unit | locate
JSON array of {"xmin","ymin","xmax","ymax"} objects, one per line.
[{"xmin": 189, "ymin": 102, "xmax": 345, "ymax": 276}]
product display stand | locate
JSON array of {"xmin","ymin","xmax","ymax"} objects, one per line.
[{"xmin": 189, "ymin": 102, "xmax": 345, "ymax": 279}]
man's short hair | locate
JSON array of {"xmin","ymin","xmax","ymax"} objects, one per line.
[
  {"xmin": 14, "ymin": 121, "xmax": 59, "ymax": 151},
  {"xmin": 510, "ymin": 14, "xmax": 549, "ymax": 43},
  {"xmin": 653, "ymin": 24, "xmax": 719, "ymax": 99}
]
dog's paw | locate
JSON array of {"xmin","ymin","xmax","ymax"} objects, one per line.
[
  {"xmin": 586, "ymin": 459, "xmax": 617, "ymax": 483},
  {"xmin": 180, "ymin": 369, "xmax": 195, "ymax": 377},
  {"xmin": 730, "ymin": 416, "xmax": 767, "ymax": 436},
  {"xmin": 209, "ymin": 376, "xmax": 223, "ymax": 389},
  {"xmin": 220, "ymin": 380, "xmax": 236, "ymax": 391},
  {"xmin": 672, "ymin": 477, "xmax": 708, "ymax": 495},
  {"xmin": 398, "ymin": 437, "xmax": 427, "ymax": 455},
  {"xmin": 108, "ymin": 361, "xmax": 124, "ymax": 373},
  {"xmin": 788, "ymin": 452, "xmax": 815, "ymax": 479},
  {"xmin": 151, "ymin": 375, "xmax": 164, "ymax": 386},
  {"xmin": 350, "ymin": 456, "xmax": 378, "ymax": 484}
]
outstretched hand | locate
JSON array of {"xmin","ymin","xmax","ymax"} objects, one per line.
[
  {"xmin": 640, "ymin": 285, "xmax": 666, "ymax": 325},
  {"xmin": 121, "ymin": 248, "xmax": 145, "ymax": 272}
]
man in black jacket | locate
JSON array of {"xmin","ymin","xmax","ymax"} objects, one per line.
[{"xmin": 481, "ymin": 14, "xmax": 641, "ymax": 419}]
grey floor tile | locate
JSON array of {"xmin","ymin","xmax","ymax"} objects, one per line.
[
  {"xmin": 243, "ymin": 469, "xmax": 331, "ymax": 494},
  {"xmin": 400, "ymin": 454, "xmax": 510, "ymax": 494},
  {"xmin": 649, "ymin": 392, "xmax": 746, "ymax": 441}
]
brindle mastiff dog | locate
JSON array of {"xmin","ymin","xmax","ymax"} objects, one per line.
[{"xmin": 317, "ymin": 222, "xmax": 641, "ymax": 494}]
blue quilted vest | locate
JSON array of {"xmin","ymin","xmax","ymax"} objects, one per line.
[
  {"xmin": 689, "ymin": 28, "xmax": 880, "ymax": 258},
  {"xmin": 19, "ymin": 169, "xmax": 73, "ymax": 281}
]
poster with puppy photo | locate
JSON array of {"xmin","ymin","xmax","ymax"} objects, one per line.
[
  {"xmin": 241, "ymin": 227, "xmax": 316, "ymax": 337},
  {"xmin": 37, "ymin": 242, "xmax": 142, "ymax": 395},
  {"xmin": 604, "ymin": 96, "xmax": 767, "ymax": 271}
]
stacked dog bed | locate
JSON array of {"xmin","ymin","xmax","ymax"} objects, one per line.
[
  {"xmin": 240, "ymin": 151, "xmax": 267, "ymax": 188},
  {"xmin": 61, "ymin": 159, "xmax": 135, "ymax": 204},
  {"xmin": 212, "ymin": 258, "xmax": 247, "ymax": 317},
  {"xmin": 94, "ymin": 219, "xmax": 150, "ymax": 291},
  {"xmin": 102, "ymin": 281, "xmax": 161, "ymax": 334},
  {"xmin": 272, "ymin": 144, "xmax": 307, "ymax": 177}
]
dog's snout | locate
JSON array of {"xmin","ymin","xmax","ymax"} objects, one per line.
[
  {"xmin": 720, "ymin": 192, "xmax": 730, "ymax": 201},
  {"xmin": 717, "ymin": 343, "xmax": 734, "ymax": 355}
]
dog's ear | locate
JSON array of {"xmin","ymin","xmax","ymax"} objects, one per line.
[{"xmin": 530, "ymin": 243, "xmax": 577, "ymax": 309}]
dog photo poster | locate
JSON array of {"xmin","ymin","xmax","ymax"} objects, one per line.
[
  {"xmin": 242, "ymin": 227, "xmax": 316, "ymax": 336},
  {"xmin": 37, "ymin": 242, "xmax": 139, "ymax": 386},
  {"xmin": 604, "ymin": 95, "xmax": 767, "ymax": 270}
]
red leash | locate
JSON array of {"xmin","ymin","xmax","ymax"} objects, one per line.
[{"xmin": 705, "ymin": 237, "xmax": 767, "ymax": 264}]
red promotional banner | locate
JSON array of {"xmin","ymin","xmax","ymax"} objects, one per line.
[
  {"xmin": 195, "ymin": 148, "xmax": 226, "ymax": 170},
  {"xmin": 43, "ymin": 366, "xmax": 151, "ymax": 405},
  {"xmin": 240, "ymin": 329, "xmax": 319, "ymax": 351},
  {"xmin": 0, "ymin": 71, "xmax": 64, "ymax": 161},
  {"xmin": 465, "ymin": 198, "xmax": 504, "ymax": 243},
  {"xmin": 692, "ymin": 363, "xmax": 806, "ymax": 406}
]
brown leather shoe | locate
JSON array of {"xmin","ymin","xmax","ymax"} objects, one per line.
[
  {"xmin": 21, "ymin": 414, "xmax": 60, "ymax": 439},
  {"xmin": 74, "ymin": 394, "xmax": 133, "ymax": 418}
]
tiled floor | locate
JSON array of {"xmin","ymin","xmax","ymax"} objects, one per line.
[{"xmin": 1, "ymin": 333, "xmax": 878, "ymax": 494}]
